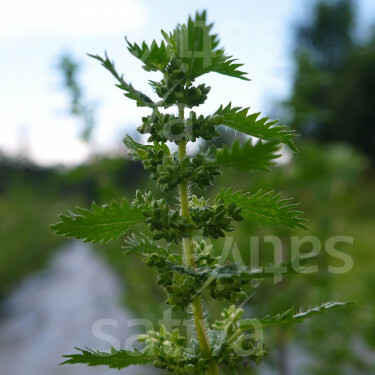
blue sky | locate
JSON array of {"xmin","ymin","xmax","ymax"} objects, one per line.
[{"xmin": 1, "ymin": 0, "xmax": 375, "ymax": 165}]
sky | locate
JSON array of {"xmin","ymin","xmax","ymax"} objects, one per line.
[{"xmin": 1, "ymin": 0, "xmax": 375, "ymax": 165}]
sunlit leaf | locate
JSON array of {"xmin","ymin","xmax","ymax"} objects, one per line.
[
  {"xmin": 88, "ymin": 53, "xmax": 155, "ymax": 107},
  {"xmin": 126, "ymin": 37, "xmax": 172, "ymax": 72},
  {"xmin": 51, "ymin": 199, "xmax": 144, "ymax": 244},
  {"xmin": 163, "ymin": 11, "xmax": 249, "ymax": 81},
  {"xmin": 212, "ymin": 139, "xmax": 281, "ymax": 172},
  {"xmin": 215, "ymin": 103, "xmax": 298, "ymax": 152},
  {"xmin": 240, "ymin": 302, "xmax": 353, "ymax": 330},
  {"xmin": 216, "ymin": 188, "xmax": 307, "ymax": 229},
  {"xmin": 61, "ymin": 347, "xmax": 155, "ymax": 369}
]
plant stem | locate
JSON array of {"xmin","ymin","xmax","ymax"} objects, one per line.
[{"xmin": 178, "ymin": 105, "xmax": 220, "ymax": 375}]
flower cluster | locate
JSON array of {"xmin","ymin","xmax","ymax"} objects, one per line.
[
  {"xmin": 138, "ymin": 111, "xmax": 222, "ymax": 144},
  {"xmin": 150, "ymin": 57, "xmax": 211, "ymax": 109},
  {"xmin": 132, "ymin": 145, "xmax": 221, "ymax": 191},
  {"xmin": 191, "ymin": 147, "xmax": 222, "ymax": 189},
  {"xmin": 211, "ymin": 306, "xmax": 265, "ymax": 371},
  {"xmin": 191, "ymin": 199, "xmax": 244, "ymax": 239},
  {"xmin": 132, "ymin": 190, "xmax": 190, "ymax": 242},
  {"xmin": 142, "ymin": 242, "xmax": 255, "ymax": 311},
  {"xmin": 138, "ymin": 325, "xmax": 209, "ymax": 375},
  {"xmin": 133, "ymin": 191, "xmax": 243, "ymax": 243}
]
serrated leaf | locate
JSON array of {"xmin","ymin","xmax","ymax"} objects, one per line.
[
  {"xmin": 213, "ymin": 54, "xmax": 250, "ymax": 81},
  {"xmin": 216, "ymin": 189, "xmax": 307, "ymax": 229},
  {"xmin": 123, "ymin": 134, "xmax": 170, "ymax": 161},
  {"xmin": 125, "ymin": 37, "xmax": 172, "ymax": 72},
  {"xmin": 51, "ymin": 199, "xmax": 144, "ymax": 244},
  {"xmin": 159, "ymin": 255, "xmax": 316, "ymax": 296},
  {"xmin": 88, "ymin": 53, "xmax": 155, "ymax": 108},
  {"xmin": 240, "ymin": 302, "xmax": 353, "ymax": 330},
  {"xmin": 123, "ymin": 233, "xmax": 169, "ymax": 256},
  {"xmin": 61, "ymin": 347, "xmax": 155, "ymax": 369},
  {"xmin": 196, "ymin": 255, "xmax": 319, "ymax": 294},
  {"xmin": 215, "ymin": 103, "xmax": 298, "ymax": 152},
  {"xmin": 164, "ymin": 11, "xmax": 249, "ymax": 81},
  {"xmin": 212, "ymin": 140, "xmax": 281, "ymax": 172}
]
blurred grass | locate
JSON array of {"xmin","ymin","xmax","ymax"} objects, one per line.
[
  {"xmin": 0, "ymin": 188, "xmax": 65, "ymax": 298},
  {"xmin": 0, "ymin": 140, "xmax": 374, "ymax": 373}
]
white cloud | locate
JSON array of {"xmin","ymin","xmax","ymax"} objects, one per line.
[{"xmin": 0, "ymin": 0, "xmax": 145, "ymax": 37}]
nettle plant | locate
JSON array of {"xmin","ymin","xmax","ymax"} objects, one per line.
[{"xmin": 52, "ymin": 11, "xmax": 349, "ymax": 375}]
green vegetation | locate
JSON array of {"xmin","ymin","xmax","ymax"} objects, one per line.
[
  {"xmin": 286, "ymin": 0, "xmax": 375, "ymax": 160},
  {"xmin": 58, "ymin": 54, "xmax": 96, "ymax": 141},
  {"xmin": 2, "ymin": 2, "xmax": 373, "ymax": 374},
  {"xmin": 51, "ymin": 11, "xmax": 350, "ymax": 375},
  {"xmin": 0, "ymin": 154, "xmax": 142, "ymax": 299}
]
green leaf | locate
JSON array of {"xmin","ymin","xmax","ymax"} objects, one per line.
[
  {"xmin": 51, "ymin": 199, "xmax": 144, "ymax": 244},
  {"xmin": 153, "ymin": 253, "xmax": 319, "ymax": 303},
  {"xmin": 88, "ymin": 53, "xmax": 155, "ymax": 108},
  {"xmin": 61, "ymin": 347, "xmax": 155, "ymax": 369},
  {"xmin": 123, "ymin": 233, "xmax": 169, "ymax": 256},
  {"xmin": 216, "ymin": 188, "xmax": 307, "ymax": 229},
  {"xmin": 164, "ymin": 11, "xmax": 249, "ymax": 81},
  {"xmin": 212, "ymin": 256, "xmax": 317, "ymax": 281},
  {"xmin": 215, "ymin": 103, "xmax": 299, "ymax": 152},
  {"xmin": 123, "ymin": 134, "xmax": 170, "ymax": 161},
  {"xmin": 212, "ymin": 140, "xmax": 281, "ymax": 172},
  {"xmin": 213, "ymin": 54, "xmax": 250, "ymax": 81},
  {"xmin": 240, "ymin": 302, "xmax": 353, "ymax": 330},
  {"xmin": 125, "ymin": 37, "xmax": 172, "ymax": 72},
  {"xmin": 196, "ymin": 254, "xmax": 319, "ymax": 294}
]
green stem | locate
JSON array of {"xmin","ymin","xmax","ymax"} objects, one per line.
[{"xmin": 178, "ymin": 105, "xmax": 220, "ymax": 375}]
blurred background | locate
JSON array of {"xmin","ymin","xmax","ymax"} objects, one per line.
[{"xmin": 1, "ymin": 0, "xmax": 375, "ymax": 374}]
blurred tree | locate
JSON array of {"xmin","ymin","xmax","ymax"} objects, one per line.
[
  {"xmin": 286, "ymin": 0, "xmax": 375, "ymax": 160},
  {"xmin": 58, "ymin": 54, "xmax": 97, "ymax": 142},
  {"xmin": 296, "ymin": 0, "xmax": 354, "ymax": 69}
]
